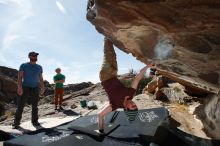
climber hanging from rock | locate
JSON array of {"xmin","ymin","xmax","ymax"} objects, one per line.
[{"xmin": 98, "ymin": 37, "xmax": 155, "ymax": 134}]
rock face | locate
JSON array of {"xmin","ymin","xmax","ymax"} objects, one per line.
[
  {"xmin": 0, "ymin": 70, "xmax": 212, "ymax": 139},
  {"xmin": 0, "ymin": 66, "xmax": 94, "ymax": 118},
  {"xmin": 202, "ymin": 93, "xmax": 220, "ymax": 139},
  {"xmin": 87, "ymin": 0, "xmax": 220, "ymax": 94},
  {"xmin": 0, "ymin": 66, "xmax": 17, "ymax": 80},
  {"xmin": 0, "ymin": 66, "xmax": 18, "ymax": 116},
  {"xmin": 64, "ymin": 82, "xmax": 94, "ymax": 94},
  {"xmin": 0, "ymin": 66, "xmax": 18, "ymax": 103},
  {"xmin": 87, "ymin": 0, "xmax": 220, "ymax": 139}
]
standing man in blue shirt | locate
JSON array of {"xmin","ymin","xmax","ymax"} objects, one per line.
[{"xmin": 13, "ymin": 51, "xmax": 44, "ymax": 129}]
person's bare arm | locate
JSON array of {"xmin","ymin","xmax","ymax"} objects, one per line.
[
  {"xmin": 39, "ymin": 73, "xmax": 44, "ymax": 95},
  {"xmin": 98, "ymin": 104, "xmax": 112, "ymax": 131},
  {"xmin": 131, "ymin": 64, "xmax": 155, "ymax": 89},
  {"xmin": 59, "ymin": 79, "xmax": 65, "ymax": 83},
  {"xmin": 17, "ymin": 71, "xmax": 24, "ymax": 96},
  {"xmin": 54, "ymin": 79, "xmax": 60, "ymax": 83},
  {"xmin": 54, "ymin": 80, "xmax": 65, "ymax": 83}
]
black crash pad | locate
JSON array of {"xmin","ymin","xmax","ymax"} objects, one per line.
[
  {"xmin": 107, "ymin": 107, "xmax": 168, "ymax": 139},
  {"xmin": 3, "ymin": 128, "xmax": 74, "ymax": 146},
  {"xmin": 46, "ymin": 133, "xmax": 150, "ymax": 146},
  {"xmin": 4, "ymin": 107, "xmax": 168, "ymax": 146},
  {"xmin": 4, "ymin": 107, "xmax": 220, "ymax": 146},
  {"xmin": 68, "ymin": 126, "xmax": 103, "ymax": 141},
  {"xmin": 3, "ymin": 107, "xmax": 170, "ymax": 146},
  {"xmin": 68, "ymin": 123, "xmax": 120, "ymax": 138}
]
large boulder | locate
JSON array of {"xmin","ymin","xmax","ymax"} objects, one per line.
[
  {"xmin": 0, "ymin": 66, "xmax": 18, "ymax": 80},
  {"xmin": 87, "ymin": 1, "xmax": 220, "ymax": 139},
  {"xmin": 87, "ymin": 0, "xmax": 220, "ymax": 94},
  {"xmin": 0, "ymin": 74, "xmax": 17, "ymax": 103},
  {"xmin": 0, "ymin": 66, "xmax": 18, "ymax": 95},
  {"xmin": 196, "ymin": 92, "xmax": 220, "ymax": 139},
  {"xmin": 0, "ymin": 66, "xmax": 18, "ymax": 116},
  {"xmin": 159, "ymin": 83, "xmax": 193, "ymax": 103},
  {"xmin": 0, "ymin": 75, "xmax": 17, "ymax": 94},
  {"xmin": 64, "ymin": 82, "xmax": 94, "ymax": 94}
]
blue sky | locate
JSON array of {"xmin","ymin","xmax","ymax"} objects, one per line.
[{"xmin": 0, "ymin": 0, "xmax": 145, "ymax": 84}]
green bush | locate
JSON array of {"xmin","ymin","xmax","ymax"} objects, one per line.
[
  {"xmin": 121, "ymin": 79, "xmax": 132, "ymax": 88},
  {"xmin": 121, "ymin": 77, "xmax": 153, "ymax": 95},
  {"xmin": 135, "ymin": 77, "xmax": 152, "ymax": 95},
  {"xmin": 173, "ymin": 86, "xmax": 181, "ymax": 92},
  {"xmin": 128, "ymin": 68, "xmax": 136, "ymax": 76},
  {"xmin": 121, "ymin": 68, "xmax": 153, "ymax": 95}
]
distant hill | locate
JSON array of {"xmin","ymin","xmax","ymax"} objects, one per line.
[
  {"xmin": 0, "ymin": 65, "xmax": 94, "ymax": 116},
  {"xmin": 0, "ymin": 66, "xmax": 18, "ymax": 80}
]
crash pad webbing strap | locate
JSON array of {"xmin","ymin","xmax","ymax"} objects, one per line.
[{"xmin": 109, "ymin": 111, "xmax": 119, "ymax": 123}]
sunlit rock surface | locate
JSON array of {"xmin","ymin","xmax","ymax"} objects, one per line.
[
  {"xmin": 87, "ymin": 0, "xmax": 220, "ymax": 139},
  {"xmin": 87, "ymin": 0, "xmax": 220, "ymax": 94}
]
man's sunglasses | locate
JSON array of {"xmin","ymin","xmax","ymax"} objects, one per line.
[{"xmin": 30, "ymin": 55, "xmax": 37, "ymax": 57}]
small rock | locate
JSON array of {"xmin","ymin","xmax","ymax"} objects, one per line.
[
  {"xmin": 71, "ymin": 104, "xmax": 77, "ymax": 109},
  {"xmin": 87, "ymin": 101, "xmax": 97, "ymax": 110}
]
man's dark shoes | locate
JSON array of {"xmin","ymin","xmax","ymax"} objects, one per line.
[
  {"xmin": 98, "ymin": 129, "xmax": 104, "ymax": 135},
  {"xmin": 12, "ymin": 124, "xmax": 20, "ymax": 129},
  {"xmin": 59, "ymin": 106, "xmax": 64, "ymax": 111},
  {"xmin": 32, "ymin": 121, "xmax": 40, "ymax": 126}
]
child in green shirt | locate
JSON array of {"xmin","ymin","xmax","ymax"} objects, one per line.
[{"xmin": 53, "ymin": 68, "xmax": 65, "ymax": 111}]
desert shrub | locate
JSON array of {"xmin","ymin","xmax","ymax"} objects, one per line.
[
  {"xmin": 128, "ymin": 68, "xmax": 136, "ymax": 76},
  {"xmin": 121, "ymin": 68, "xmax": 153, "ymax": 95},
  {"xmin": 121, "ymin": 77, "xmax": 153, "ymax": 95},
  {"xmin": 173, "ymin": 86, "xmax": 181, "ymax": 92},
  {"xmin": 135, "ymin": 77, "xmax": 153, "ymax": 95},
  {"xmin": 121, "ymin": 79, "xmax": 132, "ymax": 88}
]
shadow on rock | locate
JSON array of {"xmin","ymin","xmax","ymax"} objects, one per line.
[{"xmin": 62, "ymin": 109, "xmax": 79, "ymax": 116}]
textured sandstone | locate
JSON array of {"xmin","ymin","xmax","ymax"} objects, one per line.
[
  {"xmin": 87, "ymin": 0, "xmax": 220, "ymax": 94},
  {"xmin": 87, "ymin": 0, "xmax": 220, "ymax": 139}
]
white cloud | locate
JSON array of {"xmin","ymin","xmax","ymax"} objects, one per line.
[
  {"xmin": 3, "ymin": 34, "xmax": 19, "ymax": 47},
  {"xmin": 3, "ymin": 0, "xmax": 33, "ymax": 19},
  {"xmin": 1, "ymin": 0, "xmax": 33, "ymax": 49},
  {"xmin": 0, "ymin": 0, "xmax": 7, "ymax": 4},
  {"xmin": 56, "ymin": 1, "xmax": 66, "ymax": 14},
  {"xmin": 0, "ymin": 0, "xmax": 145, "ymax": 85}
]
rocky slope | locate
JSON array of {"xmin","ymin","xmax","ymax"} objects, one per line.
[
  {"xmin": 0, "ymin": 66, "xmax": 93, "ymax": 117},
  {"xmin": 0, "ymin": 72, "xmax": 213, "ymax": 140},
  {"xmin": 0, "ymin": 66, "xmax": 18, "ymax": 101},
  {"xmin": 0, "ymin": 66, "xmax": 18, "ymax": 116},
  {"xmin": 86, "ymin": 0, "xmax": 220, "ymax": 139},
  {"xmin": 1, "ymin": 0, "xmax": 220, "ymax": 138}
]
